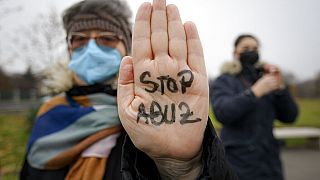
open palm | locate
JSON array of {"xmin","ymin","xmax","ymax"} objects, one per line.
[{"xmin": 117, "ymin": 0, "xmax": 208, "ymax": 160}]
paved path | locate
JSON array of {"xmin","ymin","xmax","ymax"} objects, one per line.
[
  {"xmin": 282, "ymin": 149, "xmax": 320, "ymax": 180},
  {"xmin": 0, "ymin": 101, "xmax": 38, "ymax": 112}
]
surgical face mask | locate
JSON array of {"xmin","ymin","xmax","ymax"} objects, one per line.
[
  {"xmin": 68, "ymin": 39, "xmax": 121, "ymax": 85},
  {"xmin": 239, "ymin": 51, "xmax": 259, "ymax": 65}
]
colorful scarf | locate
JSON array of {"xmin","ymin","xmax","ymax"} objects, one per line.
[{"xmin": 27, "ymin": 89, "xmax": 121, "ymax": 179}]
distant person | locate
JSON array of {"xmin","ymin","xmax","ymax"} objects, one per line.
[
  {"xmin": 210, "ymin": 34, "xmax": 298, "ymax": 180},
  {"xmin": 20, "ymin": 0, "xmax": 237, "ymax": 179}
]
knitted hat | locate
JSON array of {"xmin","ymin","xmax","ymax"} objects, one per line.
[{"xmin": 62, "ymin": 0, "xmax": 132, "ymax": 54}]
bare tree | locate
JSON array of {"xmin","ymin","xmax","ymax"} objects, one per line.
[
  {"xmin": 2, "ymin": 7, "xmax": 67, "ymax": 73},
  {"xmin": 0, "ymin": 0, "xmax": 23, "ymax": 30},
  {"xmin": 296, "ymin": 71, "xmax": 320, "ymax": 98},
  {"xmin": 0, "ymin": 0, "xmax": 23, "ymax": 67},
  {"xmin": 282, "ymin": 71, "xmax": 297, "ymax": 85},
  {"xmin": 17, "ymin": 7, "xmax": 67, "ymax": 71},
  {"xmin": 314, "ymin": 71, "xmax": 320, "ymax": 97}
]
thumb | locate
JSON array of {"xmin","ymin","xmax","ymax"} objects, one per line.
[{"xmin": 117, "ymin": 56, "xmax": 135, "ymax": 107}]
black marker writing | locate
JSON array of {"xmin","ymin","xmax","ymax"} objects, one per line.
[
  {"xmin": 179, "ymin": 102, "xmax": 201, "ymax": 125},
  {"xmin": 139, "ymin": 70, "xmax": 194, "ymax": 94},
  {"xmin": 163, "ymin": 103, "xmax": 175, "ymax": 124},
  {"xmin": 136, "ymin": 101, "xmax": 201, "ymax": 125},
  {"xmin": 137, "ymin": 103, "xmax": 149, "ymax": 124},
  {"xmin": 140, "ymin": 71, "xmax": 159, "ymax": 93},
  {"xmin": 150, "ymin": 101, "xmax": 164, "ymax": 125},
  {"xmin": 178, "ymin": 70, "xmax": 194, "ymax": 94}
]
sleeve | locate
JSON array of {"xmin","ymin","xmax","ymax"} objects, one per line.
[
  {"xmin": 210, "ymin": 75, "xmax": 258, "ymax": 125},
  {"xmin": 20, "ymin": 157, "xmax": 69, "ymax": 180},
  {"xmin": 274, "ymin": 88, "xmax": 299, "ymax": 123},
  {"xmin": 197, "ymin": 121, "xmax": 238, "ymax": 180}
]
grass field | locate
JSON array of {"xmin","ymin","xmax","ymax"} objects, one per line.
[
  {"xmin": 282, "ymin": 98, "xmax": 320, "ymax": 127},
  {"xmin": 0, "ymin": 112, "xmax": 29, "ymax": 180},
  {"xmin": 209, "ymin": 98, "xmax": 320, "ymax": 129},
  {"xmin": 0, "ymin": 98, "xmax": 319, "ymax": 179}
]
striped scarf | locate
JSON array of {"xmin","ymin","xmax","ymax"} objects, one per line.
[{"xmin": 27, "ymin": 91, "xmax": 121, "ymax": 179}]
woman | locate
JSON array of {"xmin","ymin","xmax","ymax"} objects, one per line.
[
  {"xmin": 210, "ymin": 34, "xmax": 298, "ymax": 180},
  {"xmin": 20, "ymin": 0, "xmax": 237, "ymax": 179}
]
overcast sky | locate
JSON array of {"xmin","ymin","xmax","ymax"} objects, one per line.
[{"xmin": 1, "ymin": 0, "xmax": 319, "ymax": 81}]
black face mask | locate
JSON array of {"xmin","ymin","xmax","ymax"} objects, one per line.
[{"xmin": 239, "ymin": 51, "xmax": 259, "ymax": 65}]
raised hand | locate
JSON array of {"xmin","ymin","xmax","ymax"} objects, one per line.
[
  {"xmin": 117, "ymin": 0, "xmax": 208, "ymax": 161},
  {"xmin": 251, "ymin": 74, "xmax": 281, "ymax": 97},
  {"xmin": 264, "ymin": 64, "xmax": 285, "ymax": 89}
]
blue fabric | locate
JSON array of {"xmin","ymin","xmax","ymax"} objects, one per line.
[
  {"xmin": 27, "ymin": 105, "xmax": 94, "ymax": 153},
  {"xmin": 69, "ymin": 39, "xmax": 121, "ymax": 84},
  {"xmin": 26, "ymin": 93, "xmax": 120, "ymax": 170}
]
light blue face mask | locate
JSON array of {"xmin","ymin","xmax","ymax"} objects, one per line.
[{"xmin": 68, "ymin": 39, "xmax": 122, "ymax": 85}]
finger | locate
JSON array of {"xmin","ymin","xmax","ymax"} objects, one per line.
[
  {"xmin": 151, "ymin": 0, "xmax": 168, "ymax": 58},
  {"xmin": 267, "ymin": 77, "xmax": 279, "ymax": 89},
  {"xmin": 132, "ymin": 2, "xmax": 152, "ymax": 61},
  {"xmin": 117, "ymin": 56, "xmax": 135, "ymax": 107},
  {"xmin": 264, "ymin": 75, "xmax": 276, "ymax": 84},
  {"xmin": 167, "ymin": 4, "xmax": 187, "ymax": 61},
  {"xmin": 269, "ymin": 66, "xmax": 278, "ymax": 74},
  {"xmin": 184, "ymin": 22, "xmax": 206, "ymax": 73}
]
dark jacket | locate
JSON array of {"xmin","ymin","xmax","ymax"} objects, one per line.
[
  {"xmin": 210, "ymin": 62, "xmax": 298, "ymax": 180},
  {"xmin": 20, "ymin": 121, "xmax": 238, "ymax": 180}
]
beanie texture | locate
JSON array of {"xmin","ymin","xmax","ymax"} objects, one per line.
[{"xmin": 62, "ymin": 0, "xmax": 132, "ymax": 54}]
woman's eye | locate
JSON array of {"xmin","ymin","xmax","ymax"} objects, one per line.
[
  {"xmin": 73, "ymin": 36, "xmax": 88, "ymax": 41},
  {"xmin": 100, "ymin": 36, "xmax": 117, "ymax": 42},
  {"xmin": 242, "ymin": 47, "xmax": 249, "ymax": 51}
]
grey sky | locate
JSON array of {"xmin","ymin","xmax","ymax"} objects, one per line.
[{"xmin": 1, "ymin": 0, "xmax": 319, "ymax": 81}]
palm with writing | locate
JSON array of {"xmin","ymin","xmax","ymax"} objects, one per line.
[{"xmin": 117, "ymin": 0, "xmax": 208, "ymax": 160}]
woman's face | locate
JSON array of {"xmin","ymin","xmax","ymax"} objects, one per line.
[
  {"xmin": 69, "ymin": 30, "xmax": 126, "ymax": 86},
  {"xmin": 233, "ymin": 37, "xmax": 259, "ymax": 60},
  {"xmin": 68, "ymin": 30, "xmax": 126, "ymax": 55}
]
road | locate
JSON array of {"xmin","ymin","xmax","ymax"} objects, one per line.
[{"xmin": 282, "ymin": 149, "xmax": 320, "ymax": 180}]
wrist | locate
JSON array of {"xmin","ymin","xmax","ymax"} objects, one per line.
[
  {"xmin": 278, "ymin": 83, "xmax": 285, "ymax": 90},
  {"xmin": 251, "ymin": 86, "xmax": 263, "ymax": 98},
  {"xmin": 275, "ymin": 85, "xmax": 288, "ymax": 96},
  {"xmin": 244, "ymin": 88, "xmax": 256, "ymax": 99},
  {"xmin": 152, "ymin": 149, "xmax": 203, "ymax": 180}
]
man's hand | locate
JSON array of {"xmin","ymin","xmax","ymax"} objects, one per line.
[{"xmin": 117, "ymin": 0, "xmax": 208, "ymax": 161}]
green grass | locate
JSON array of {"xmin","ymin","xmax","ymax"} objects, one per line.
[
  {"xmin": 210, "ymin": 98, "xmax": 320, "ymax": 128},
  {"xmin": 278, "ymin": 98, "xmax": 320, "ymax": 148},
  {"xmin": 276, "ymin": 98, "xmax": 320, "ymax": 127},
  {"xmin": 0, "ymin": 112, "xmax": 29, "ymax": 179},
  {"xmin": 209, "ymin": 98, "xmax": 320, "ymax": 148}
]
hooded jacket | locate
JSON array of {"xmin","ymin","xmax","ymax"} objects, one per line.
[
  {"xmin": 210, "ymin": 60, "xmax": 298, "ymax": 180},
  {"xmin": 20, "ymin": 60, "xmax": 238, "ymax": 180}
]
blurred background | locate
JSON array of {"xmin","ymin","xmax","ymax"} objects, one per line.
[{"xmin": 0, "ymin": 0, "xmax": 319, "ymax": 179}]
